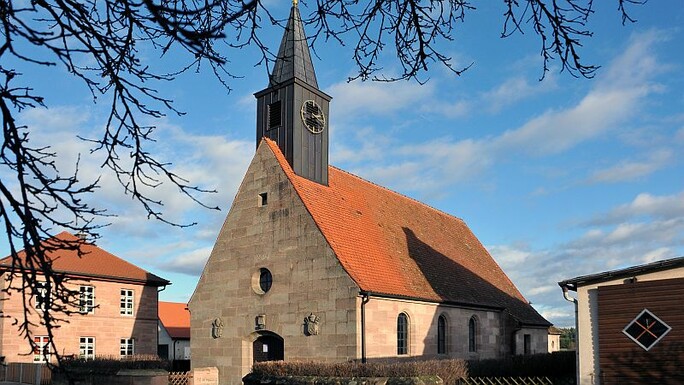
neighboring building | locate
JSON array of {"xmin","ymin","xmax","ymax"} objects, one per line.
[
  {"xmin": 0, "ymin": 231, "xmax": 169, "ymax": 363},
  {"xmin": 559, "ymin": 256, "xmax": 684, "ymax": 385},
  {"xmin": 189, "ymin": 3, "xmax": 550, "ymax": 384},
  {"xmin": 548, "ymin": 326, "xmax": 561, "ymax": 352},
  {"xmin": 158, "ymin": 301, "xmax": 191, "ymax": 362}
]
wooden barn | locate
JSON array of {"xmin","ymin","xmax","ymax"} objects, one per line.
[{"xmin": 559, "ymin": 256, "xmax": 684, "ymax": 385}]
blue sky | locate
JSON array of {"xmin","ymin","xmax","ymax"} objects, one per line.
[{"xmin": 4, "ymin": 2, "xmax": 683, "ymax": 328}]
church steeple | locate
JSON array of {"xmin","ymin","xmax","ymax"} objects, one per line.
[
  {"xmin": 255, "ymin": 1, "xmax": 331, "ymax": 185},
  {"xmin": 270, "ymin": 3, "xmax": 318, "ymax": 88}
]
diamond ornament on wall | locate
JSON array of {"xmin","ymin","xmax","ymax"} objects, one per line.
[{"xmin": 622, "ymin": 309, "xmax": 672, "ymax": 351}]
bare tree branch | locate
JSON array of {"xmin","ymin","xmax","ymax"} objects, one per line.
[{"xmin": 0, "ymin": 0, "xmax": 647, "ymax": 368}]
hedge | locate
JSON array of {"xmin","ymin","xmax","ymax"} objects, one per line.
[{"xmin": 252, "ymin": 352, "xmax": 575, "ymax": 384}]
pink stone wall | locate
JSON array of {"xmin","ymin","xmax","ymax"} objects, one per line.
[{"xmin": 0, "ymin": 273, "xmax": 160, "ymax": 362}]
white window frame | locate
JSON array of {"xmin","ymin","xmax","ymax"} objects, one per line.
[
  {"xmin": 34, "ymin": 281, "xmax": 48, "ymax": 311},
  {"xmin": 79, "ymin": 285, "xmax": 95, "ymax": 314},
  {"xmin": 79, "ymin": 337, "xmax": 95, "ymax": 360},
  {"xmin": 33, "ymin": 336, "xmax": 50, "ymax": 363},
  {"xmin": 120, "ymin": 289, "xmax": 134, "ymax": 316},
  {"xmin": 120, "ymin": 338, "xmax": 135, "ymax": 357}
]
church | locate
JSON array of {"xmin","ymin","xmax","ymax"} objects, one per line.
[{"xmin": 188, "ymin": 3, "xmax": 550, "ymax": 384}]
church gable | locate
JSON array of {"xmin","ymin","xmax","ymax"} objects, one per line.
[{"xmin": 189, "ymin": 142, "xmax": 359, "ymax": 382}]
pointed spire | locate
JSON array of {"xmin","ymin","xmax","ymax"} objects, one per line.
[{"xmin": 270, "ymin": 4, "xmax": 318, "ymax": 87}]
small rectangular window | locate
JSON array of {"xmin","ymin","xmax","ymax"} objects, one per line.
[
  {"xmin": 120, "ymin": 338, "xmax": 135, "ymax": 357},
  {"xmin": 120, "ymin": 289, "xmax": 134, "ymax": 316},
  {"xmin": 33, "ymin": 336, "xmax": 50, "ymax": 363},
  {"xmin": 524, "ymin": 334, "xmax": 532, "ymax": 355},
  {"xmin": 268, "ymin": 101, "xmax": 282, "ymax": 130},
  {"xmin": 259, "ymin": 192, "xmax": 268, "ymax": 207},
  {"xmin": 79, "ymin": 337, "xmax": 95, "ymax": 360},
  {"xmin": 79, "ymin": 285, "xmax": 95, "ymax": 314}
]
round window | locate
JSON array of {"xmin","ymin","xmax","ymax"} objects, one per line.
[{"xmin": 257, "ymin": 268, "xmax": 272, "ymax": 294}]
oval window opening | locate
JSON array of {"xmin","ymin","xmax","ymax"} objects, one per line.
[{"xmin": 259, "ymin": 268, "xmax": 273, "ymax": 293}]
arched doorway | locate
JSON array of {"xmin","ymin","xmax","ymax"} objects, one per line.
[{"xmin": 252, "ymin": 333, "xmax": 284, "ymax": 363}]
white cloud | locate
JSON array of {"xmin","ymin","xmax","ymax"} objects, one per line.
[
  {"xmin": 22, "ymin": 106, "xmax": 91, "ymax": 131},
  {"xmin": 487, "ymin": 244, "xmax": 532, "ymax": 268},
  {"xmin": 327, "ymin": 80, "xmax": 436, "ymax": 120},
  {"xmin": 328, "ymin": 66, "xmax": 557, "ymax": 124},
  {"xmin": 490, "ymin": 32, "xmax": 664, "ymax": 156},
  {"xmin": 489, "ymin": 187, "xmax": 684, "ymax": 327},
  {"xmin": 539, "ymin": 308, "xmax": 575, "ymax": 326},
  {"xmin": 641, "ymin": 247, "xmax": 674, "ymax": 264},
  {"xmin": 588, "ymin": 190, "xmax": 684, "ymax": 225},
  {"xmin": 16, "ymin": 104, "xmax": 252, "ymax": 240},
  {"xmin": 528, "ymin": 286, "xmax": 556, "ymax": 296},
  {"xmin": 493, "ymin": 86, "xmax": 652, "ymax": 156},
  {"xmin": 481, "ymin": 75, "xmax": 558, "ymax": 113},
  {"xmin": 331, "ymin": 126, "xmax": 392, "ymax": 164},
  {"xmin": 587, "ymin": 149, "xmax": 672, "ymax": 183},
  {"xmin": 420, "ymin": 99, "xmax": 471, "ymax": 119},
  {"xmin": 337, "ymin": 31, "xmax": 666, "ymax": 195},
  {"xmin": 163, "ymin": 246, "xmax": 213, "ymax": 276}
]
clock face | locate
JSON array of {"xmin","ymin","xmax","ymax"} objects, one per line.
[{"xmin": 300, "ymin": 100, "xmax": 325, "ymax": 134}]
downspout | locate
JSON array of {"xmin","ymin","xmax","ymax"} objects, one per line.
[
  {"xmin": 562, "ymin": 285, "xmax": 580, "ymax": 385},
  {"xmin": 157, "ymin": 285, "xmax": 166, "ymax": 359},
  {"xmin": 360, "ymin": 292, "xmax": 370, "ymax": 364}
]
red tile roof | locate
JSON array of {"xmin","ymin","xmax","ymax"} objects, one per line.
[
  {"xmin": 158, "ymin": 301, "xmax": 191, "ymax": 339},
  {"xmin": 0, "ymin": 231, "xmax": 169, "ymax": 286},
  {"xmin": 264, "ymin": 138, "xmax": 549, "ymax": 326}
]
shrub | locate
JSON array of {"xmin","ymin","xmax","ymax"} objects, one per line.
[
  {"xmin": 251, "ymin": 352, "xmax": 575, "ymax": 384},
  {"xmin": 252, "ymin": 359, "xmax": 468, "ymax": 385},
  {"xmin": 59, "ymin": 355, "xmax": 169, "ymax": 375}
]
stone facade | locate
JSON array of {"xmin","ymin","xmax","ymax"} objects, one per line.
[
  {"xmin": 0, "ymin": 275, "xmax": 159, "ymax": 362},
  {"xmin": 363, "ymin": 298, "xmax": 500, "ymax": 360},
  {"xmin": 189, "ymin": 144, "xmax": 360, "ymax": 385},
  {"xmin": 511, "ymin": 327, "xmax": 549, "ymax": 355}
]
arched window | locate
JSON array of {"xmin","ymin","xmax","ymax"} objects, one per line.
[
  {"xmin": 437, "ymin": 315, "xmax": 447, "ymax": 354},
  {"xmin": 468, "ymin": 316, "xmax": 477, "ymax": 353},
  {"xmin": 397, "ymin": 313, "xmax": 409, "ymax": 355}
]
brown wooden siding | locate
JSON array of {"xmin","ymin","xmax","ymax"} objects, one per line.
[{"xmin": 597, "ymin": 277, "xmax": 684, "ymax": 385}]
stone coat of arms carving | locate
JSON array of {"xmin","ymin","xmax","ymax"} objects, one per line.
[
  {"xmin": 304, "ymin": 313, "xmax": 320, "ymax": 336},
  {"xmin": 211, "ymin": 317, "xmax": 224, "ymax": 339}
]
